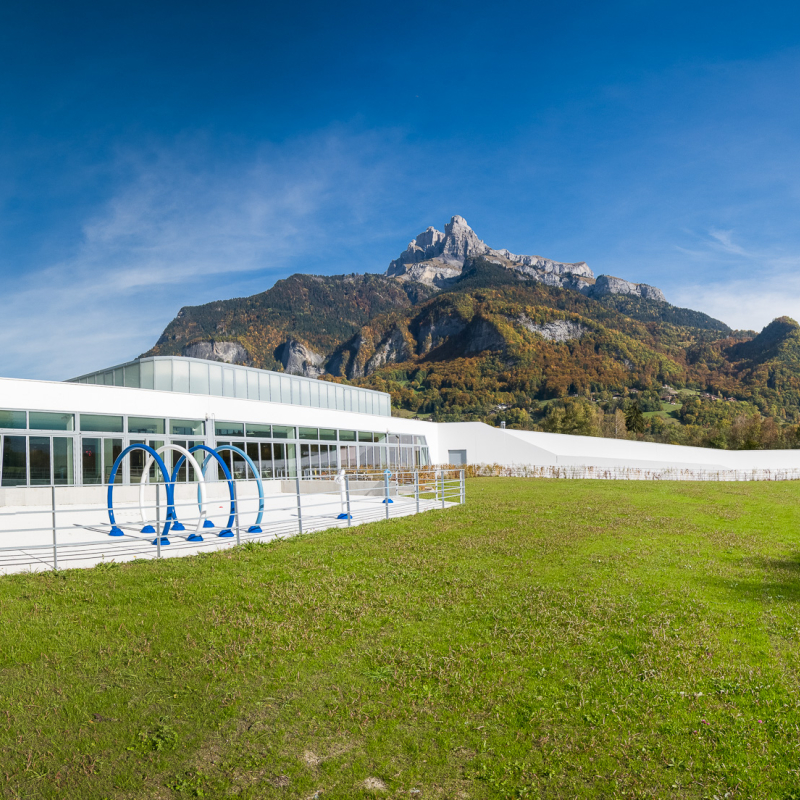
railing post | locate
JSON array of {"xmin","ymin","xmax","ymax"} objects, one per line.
[
  {"xmin": 345, "ymin": 475, "xmax": 352, "ymax": 527},
  {"xmin": 441, "ymin": 470, "xmax": 445, "ymax": 509},
  {"xmin": 156, "ymin": 482, "xmax": 162, "ymax": 559},
  {"xmin": 233, "ymin": 480, "xmax": 241, "ymax": 546},
  {"xmin": 384, "ymin": 470, "xmax": 390, "ymax": 520},
  {"xmin": 295, "ymin": 475, "xmax": 303, "ymax": 535},
  {"xmin": 51, "ymin": 484, "xmax": 58, "ymax": 571},
  {"xmin": 414, "ymin": 470, "xmax": 419, "ymax": 514},
  {"xmin": 460, "ymin": 469, "xmax": 465, "ymax": 504}
]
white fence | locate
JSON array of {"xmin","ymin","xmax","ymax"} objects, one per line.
[
  {"xmin": 460, "ymin": 463, "xmax": 800, "ymax": 482},
  {"xmin": 0, "ymin": 469, "xmax": 465, "ymax": 575}
]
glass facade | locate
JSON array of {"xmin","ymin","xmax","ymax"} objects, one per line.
[
  {"xmin": 0, "ymin": 406, "xmax": 430, "ymax": 487},
  {"xmin": 69, "ymin": 356, "xmax": 392, "ymax": 417}
]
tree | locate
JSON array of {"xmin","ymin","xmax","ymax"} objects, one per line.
[{"xmin": 625, "ymin": 401, "xmax": 646, "ymax": 434}]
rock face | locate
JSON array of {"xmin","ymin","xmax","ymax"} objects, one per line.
[
  {"xmin": 387, "ymin": 216, "xmax": 481, "ymax": 274},
  {"xmin": 389, "ymin": 261, "xmax": 462, "ymax": 289},
  {"xmin": 276, "ymin": 339, "xmax": 325, "ymax": 377},
  {"xmin": 387, "ymin": 215, "xmax": 665, "ymax": 301},
  {"xmin": 182, "ymin": 340, "xmax": 251, "ymax": 365},
  {"xmin": 587, "ymin": 275, "xmax": 666, "ymax": 302},
  {"xmin": 387, "ymin": 215, "xmax": 594, "ymax": 289},
  {"xmin": 462, "ymin": 317, "xmax": 506, "ymax": 354},
  {"xmin": 516, "ymin": 316, "xmax": 588, "ymax": 342},
  {"xmin": 412, "ymin": 312, "xmax": 468, "ymax": 355},
  {"xmin": 364, "ymin": 326, "xmax": 412, "ymax": 375}
]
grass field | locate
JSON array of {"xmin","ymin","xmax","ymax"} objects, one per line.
[
  {"xmin": 3, "ymin": 478, "xmax": 800, "ymax": 799},
  {"xmin": 642, "ymin": 401, "xmax": 681, "ymax": 423}
]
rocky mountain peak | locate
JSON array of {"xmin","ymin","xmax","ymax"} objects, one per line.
[
  {"xmin": 386, "ymin": 215, "xmax": 665, "ymax": 302},
  {"xmin": 387, "ymin": 215, "xmax": 485, "ymax": 276},
  {"xmin": 440, "ymin": 215, "xmax": 489, "ymax": 265}
]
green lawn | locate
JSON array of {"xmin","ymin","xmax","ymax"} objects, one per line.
[
  {"xmin": 3, "ymin": 478, "xmax": 800, "ymax": 798},
  {"xmin": 642, "ymin": 401, "xmax": 682, "ymax": 422}
]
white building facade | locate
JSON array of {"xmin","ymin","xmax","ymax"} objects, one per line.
[{"xmin": 2, "ymin": 355, "xmax": 800, "ymax": 498}]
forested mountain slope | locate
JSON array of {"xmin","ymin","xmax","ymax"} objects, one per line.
[{"xmin": 144, "ymin": 222, "xmax": 800, "ymax": 449}]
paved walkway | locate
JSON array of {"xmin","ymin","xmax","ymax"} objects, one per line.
[{"xmin": 0, "ymin": 488, "xmax": 455, "ymax": 574}]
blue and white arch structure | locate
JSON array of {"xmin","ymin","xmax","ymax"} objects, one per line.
[
  {"xmin": 138, "ymin": 444, "xmax": 209, "ymax": 543},
  {"xmin": 105, "ymin": 444, "xmax": 267, "ymax": 545},
  {"xmin": 209, "ymin": 445, "xmax": 265, "ymax": 534},
  {"xmin": 106, "ymin": 444, "xmax": 175, "ymax": 545},
  {"xmin": 181, "ymin": 444, "xmax": 236, "ymax": 535}
]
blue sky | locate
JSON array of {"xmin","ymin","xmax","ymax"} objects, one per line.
[{"xmin": 3, "ymin": 0, "xmax": 800, "ymax": 379}]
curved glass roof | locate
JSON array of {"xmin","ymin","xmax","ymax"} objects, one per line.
[{"xmin": 68, "ymin": 356, "xmax": 391, "ymax": 417}]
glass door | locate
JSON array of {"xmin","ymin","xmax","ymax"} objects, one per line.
[
  {"xmin": 29, "ymin": 437, "xmax": 51, "ymax": 486},
  {"xmin": 82, "ymin": 438, "xmax": 101, "ymax": 484},
  {"xmin": 53, "ymin": 438, "xmax": 74, "ymax": 485}
]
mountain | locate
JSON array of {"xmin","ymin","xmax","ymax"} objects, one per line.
[
  {"xmin": 387, "ymin": 215, "xmax": 665, "ymax": 302},
  {"xmin": 143, "ymin": 216, "xmax": 800, "ymax": 442},
  {"xmin": 147, "ymin": 272, "xmax": 437, "ymax": 373}
]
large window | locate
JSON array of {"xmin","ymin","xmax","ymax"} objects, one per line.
[
  {"xmin": 128, "ymin": 417, "xmax": 165, "ymax": 435},
  {"xmin": 29, "ymin": 412, "xmax": 74, "ymax": 431},
  {"xmin": 104, "ymin": 439, "xmax": 123, "ymax": 483},
  {"xmin": 79, "ymin": 437, "xmax": 124, "ymax": 484},
  {"xmin": 170, "ymin": 419, "xmax": 204, "ymax": 436},
  {"xmin": 129, "ymin": 440, "xmax": 165, "ymax": 483},
  {"xmin": 215, "ymin": 421, "xmax": 244, "ymax": 437},
  {"xmin": 82, "ymin": 438, "xmax": 101, "ymax": 485},
  {"xmin": 29, "ymin": 438, "xmax": 51, "ymax": 485},
  {"xmin": 53, "ymin": 439, "xmax": 74, "ymax": 485},
  {"xmin": 246, "ymin": 423, "xmax": 271, "ymax": 438},
  {"xmin": 1, "ymin": 436, "xmax": 26, "ymax": 486},
  {"xmin": 80, "ymin": 414, "xmax": 123, "ymax": 433},
  {"xmin": 259, "ymin": 442, "xmax": 273, "ymax": 478},
  {"xmin": 0, "ymin": 405, "xmax": 424, "ymax": 485},
  {"xmin": 272, "ymin": 442, "xmax": 296, "ymax": 478},
  {"xmin": 171, "ymin": 441, "xmax": 203, "ymax": 482},
  {"xmin": 0, "ymin": 410, "xmax": 26, "ymax": 429}
]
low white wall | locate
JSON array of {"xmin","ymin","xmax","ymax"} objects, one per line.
[{"xmin": 433, "ymin": 421, "xmax": 800, "ymax": 472}]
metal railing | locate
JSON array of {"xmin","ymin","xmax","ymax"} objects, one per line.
[{"xmin": 0, "ymin": 469, "xmax": 465, "ymax": 575}]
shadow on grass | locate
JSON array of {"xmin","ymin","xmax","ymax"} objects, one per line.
[{"xmin": 698, "ymin": 553, "xmax": 800, "ymax": 604}]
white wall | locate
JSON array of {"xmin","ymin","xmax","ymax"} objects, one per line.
[
  {"xmin": 6, "ymin": 377, "xmax": 800, "ymax": 473},
  {"xmin": 434, "ymin": 421, "xmax": 800, "ymax": 471}
]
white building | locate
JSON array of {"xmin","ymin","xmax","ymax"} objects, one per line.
[{"xmin": 1, "ymin": 354, "xmax": 799, "ymax": 500}]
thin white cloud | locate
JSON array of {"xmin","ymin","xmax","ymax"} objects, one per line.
[
  {"xmin": 706, "ymin": 228, "xmax": 752, "ymax": 257},
  {"xmin": 669, "ymin": 228, "xmax": 800, "ymax": 330},
  {"xmin": 671, "ymin": 279, "xmax": 800, "ymax": 331},
  {"xmin": 0, "ymin": 128, "xmax": 430, "ymax": 379}
]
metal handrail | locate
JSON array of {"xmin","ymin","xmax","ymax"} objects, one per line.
[{"xmin": 0, "ymin": 469, "xmax": 466, "ymax": 574}]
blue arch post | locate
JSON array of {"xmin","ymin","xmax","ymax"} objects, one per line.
[
  {"xmin": 171, "ymin": 445, "xmax": 237, "ymax": 539},
  {"xmin": 107, "ymin": 445, "xmax": 175, "ymax": 545},
  {"xmin": 213, "ymin": 445, "xmax": 265, "ymax": 533}
]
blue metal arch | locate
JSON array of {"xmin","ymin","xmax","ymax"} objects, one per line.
[
  {"xmin": 107, "ymin": 445, "xmax": 174, "ymax": 538},
  {"xmin": 171, "ymin": 445, "xmax": 236, "ymax": 533},
  {"xmin": 213, "ymin": 445, "xmax": 264, "ymax": 531}
]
